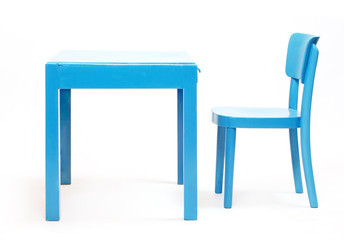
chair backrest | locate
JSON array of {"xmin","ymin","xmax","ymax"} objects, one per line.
[
  {"xmin": 286, "ymin": 33, "xmax": 319, "ymax": 124},
  {"xmin": 286, "ymin": 33, "xmax": 319, "ymax": 83}
]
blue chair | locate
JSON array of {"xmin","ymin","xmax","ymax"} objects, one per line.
[{"xmin": 212, "ymin": 33, "xmax": 320, "ymax": 208}]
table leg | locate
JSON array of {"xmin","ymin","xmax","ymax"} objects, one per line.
[
  {"xmin": 60, "ymin": 89, "xmax": 71, "ymax": 185},
  {"xmin": 177, "ymin": 89, "xmax": 184, "ymax": 185},
  {"xmin": 45, "ymin": 65, "xmax": 60, "ymax": 221},
  {"xmin": 183, "ymin": 85, "xmax": 197, "ymax": 220}
]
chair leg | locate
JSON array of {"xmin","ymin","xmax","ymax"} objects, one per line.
[
  {"xmin": 215, "ymin": 126, "xmax": 226, "ymax": 194},
  {"xmin": 289, "ymin": 128, "xmax": 303, "ymax": 193},
  {"xmin": 60, "ymin": 89, "xmax": 71, "ymax": 185},
  {"xmin": 224, "ymin": 128, "xmax": 236, "ymax": 208},
  {"xmin": 300, "ymin": 126, "xmax": 318, "ymax": 208}
]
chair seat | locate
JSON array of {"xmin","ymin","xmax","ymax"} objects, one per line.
[{"xmin": 212, "ymin": 107, "xmax": 301, "ymax": 128}]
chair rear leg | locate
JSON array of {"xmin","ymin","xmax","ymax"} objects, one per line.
[
  {"xmin": 300, "ymin": 126, "xmax": 318, "ymax": 208},
  {"xmin": 289, "ymin": 128, "xmax": 303, "ymax": 193},
  {"xmin": 215, "ymin": 126, "xmax": 226, "ymax": 193},
  {"xmin": 224, "ymin": 128, "xmax": 236, "ymax": 208}
]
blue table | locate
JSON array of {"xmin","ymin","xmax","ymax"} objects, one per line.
[{"xmin": 45, "ymin": 51, "xmax": 198, "ymax": 220}]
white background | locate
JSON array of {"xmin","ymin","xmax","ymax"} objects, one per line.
[{"xmin": 1, "ymin": 0, "xmax": 344, "ymax": 239}]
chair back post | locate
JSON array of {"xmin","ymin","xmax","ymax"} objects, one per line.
[
  {"xmin": 288, "ymin": 77, "xmax": 299, "ymax": 110},
  {"xmin": 300, "ymin": 44, "xmax": 319, "ymax": 126},
  {"xmin": 285, "ymin": 33, "xmax": 320, "ymax": 120}
]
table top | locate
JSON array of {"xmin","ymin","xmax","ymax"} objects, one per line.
[{"xmin": 48, "ymin": 51, "xmax": 195, "ymax": 65}]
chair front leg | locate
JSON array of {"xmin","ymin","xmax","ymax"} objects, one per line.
[
  {"xmin": 300, "ymin": 125, "xmax": 318, "ymax": 208},
  {"xmin": 215, "ymin": 126, "xmax": 226, "ymax": 193},
  {"xmin": 224, "ymin": 128, "xmax": 236, "ymax": 208},
  {"xmin": 289, "ymin": 128, "xmax": 303, "ymax": 193}
]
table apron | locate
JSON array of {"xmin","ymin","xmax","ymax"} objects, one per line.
[{"xmin": 47, "ymin": 64, "xmax": 197, "ymax": 89}]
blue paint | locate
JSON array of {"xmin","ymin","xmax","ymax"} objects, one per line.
[
  {"xmin": 215, "ymin": 126, "xmax": 225, "ymax": 194},
  {"xmin": 212, "ymin": 33, "xmax": 320, "ymax": 208},
  {"xmin": 286, "ymin": 34, "xmax": 319, "ymax": 82},
  {"xmin": 60, "ymin": 89, "xmax": 71, "ymax": 185},
  {"xmin": 300, "ymin": 44, "xmax": 319, "ymax": 208},
  {"xmin": 212, "ymin": 107, "xmax": 301, "ymax": 128},
  {"xmin": 224, "ymin": 128, "xmax": 236, "ymax": 209},
  {"xmin": 48, "ymin": 51, "xmax": 195, "ymax": 64},
  {"xmin": 289, "ymin": 128, "xmax": 303, "ymax": 193},
  {"xmin": 46, "ymin": 51, "xmax": 198, "ymax": 220},
  {"xmin": 45, "ymin": 64, "xmax": 60, "ymax": 221},
  {"xmin": 183, "ymin": 85, "xmax": 197, "ymax": 220},
  {"xmin": 288, "ymin": 78, "xmax": 303, "ymax": 193},
  {"xmin": 177, "ymin": 89, "xmax": 184, "ymax": 185}
]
